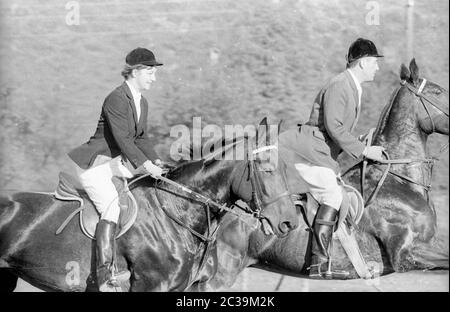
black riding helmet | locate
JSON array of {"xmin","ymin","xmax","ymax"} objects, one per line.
[
  {"xmin": 346, "ymin": 38, "xmax": 384, "ymax": 64},
  {"xmin": 126, "ymin": 47, "xmax": 163, "ymax": 67}
]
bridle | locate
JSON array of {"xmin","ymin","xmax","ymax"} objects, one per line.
[
  {"xmin": 247, "ymin": 144, "xmax": 291, "ymax": 219},
  {"xmin": 134, "ymin": 141, "xmax": 290, "ymax": 287},
  {"xmin": 149, "ymin": 143, "xmax": 290, "ymax": 227},
  {"xmin": 402, "ymin": 78, "xmax": 449, "ymax": 133},
  {"xmin": 343, "ymin": 79, "xmax": 448, "ymax": 207}
]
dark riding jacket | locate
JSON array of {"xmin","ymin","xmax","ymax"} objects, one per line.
[
  {"xmin": 279, "ymin": 70, "xmax": 366, "ymax": 174},
  {"xmin": 68, "ymin": 82, "xmax": 159, "ymax": 170}
]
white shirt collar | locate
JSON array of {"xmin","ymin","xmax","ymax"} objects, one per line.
[
  {"xmin": 125, "ymin": 80, "xmax": 142, "ymax": 120},
  {"xmin": 125, "ymin": 80, "xmax": 142, "ymax": 103}
]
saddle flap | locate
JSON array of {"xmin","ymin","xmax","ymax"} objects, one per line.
[{"xmin": 80, "ymin": 177, "xmax": 138, "ymax": 239}]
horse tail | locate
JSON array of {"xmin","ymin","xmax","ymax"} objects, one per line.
[
  {"xmin": 0, "ymin": 195, "xmax": 17, "ymax": 224},
  {"xmin": 0, "ymin": 195, "xmax": 20, "ymax": 250},
  {"xmin": 0, "ymin": 196, "xmax": 20, "ymax": 292}
]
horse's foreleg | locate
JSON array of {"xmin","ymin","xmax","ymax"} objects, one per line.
[
  {"xmin": 201, "ymin": 243, "xmax": 254, "ymax": 291},
  {"xmin": 387, "ymin": 234, "xmax": 449, "ymax": 272},
  {"xmin": 186, "ymin": 281, "xmax": 213, "ymax": 292},
  {"xmin": 409, "ymin": 237, "xmax": 449, "ymax": 270}
]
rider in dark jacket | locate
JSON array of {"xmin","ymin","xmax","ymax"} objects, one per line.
[{"xmin": 68, "ymin": 47, "xmax": 164, "ymax": 291}]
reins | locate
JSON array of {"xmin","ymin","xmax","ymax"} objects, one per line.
[
  {"xmin": 127, "ymin": 171, "xmax": 258, "ymax": 243},
  {"xmin": 342, "ymin": 145, "xmax": 438, "ymax": 207},
  {"xmin": 342, "ymin": 79, "xmax": 448, "ymax": 207},
  {"xmin": 128, "ymin": 141, "xmax": 286, "ymax": 288}
]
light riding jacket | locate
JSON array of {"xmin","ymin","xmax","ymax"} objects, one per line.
[{"xmin": 279, "ymin": 70, "xmax": 366, "ymax": 174}]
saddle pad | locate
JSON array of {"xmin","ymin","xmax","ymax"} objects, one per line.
[
  {"xmin": 55, "ymin": 172, "xmax": 138, "ymax": 239},
  {"xmin": 299, "ymin": 185, "xmax": 364, "ymax": 233}
]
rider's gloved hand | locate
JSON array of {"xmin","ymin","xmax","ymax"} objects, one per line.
[
  {"xmin": 142, "ymin": 160, "xmax": 163, "ymax": 179},
  {"xmin": 154, "ymin": 159, "xmax": 163, "ymax": 167},
  {"xmin": 362, "ymin": 146, "xmax": 385, "ymax": 161},
  {"xmin": 154, "ymin": 159, "xmax": 174, "ymax": 174}
]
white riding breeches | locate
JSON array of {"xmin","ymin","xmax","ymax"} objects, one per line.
[
  {"xmin": 75, "ymin": 155, "xmax": 137, "ymax": 223},
  {"xmin": 294, "ymin": 162, "xmax": 343, "ymax": 211}
]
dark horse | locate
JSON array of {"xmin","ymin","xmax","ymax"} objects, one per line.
[
  {"xmin": 0, "ymin": 119, "xmax": 299, "ymax": 291},
  {"xmin": 193, "ymin": 59, "xmax": 449, "ymax": 291}
]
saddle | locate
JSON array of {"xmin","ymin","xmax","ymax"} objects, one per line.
[
  {"xmin": 293, "ymin": 182, "xmax": 374, "ymax": 279},
  {"xmin": 54, "ymin": 172, "xmax": 138, "ymax": 239},
  {"xmin": 294, "ymin": 182, "xmax": 364, "ymax": 231}
]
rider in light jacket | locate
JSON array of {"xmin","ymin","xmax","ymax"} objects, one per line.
[{"xmin": 280, "ymin": 38, "xmax": 385, "ymax": 279}]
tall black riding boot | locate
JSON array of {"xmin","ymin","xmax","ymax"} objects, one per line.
[
  {"xmin": 95, "ymin": 219, "xmax": 120, "ymax": 292},
  {"xmin": 309, "ymin": 204, "xmax": 338, "ymax": 279}
]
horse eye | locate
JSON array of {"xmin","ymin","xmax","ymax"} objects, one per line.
[{"xmin": 430, "ymin": 86, "xmax": 444, "ymax": 95}]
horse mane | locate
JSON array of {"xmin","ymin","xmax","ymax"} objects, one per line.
[
  {"xmin": 373, "ymin": 85, "xmax": 403, "ymax": 138},
  {"xmin": 134, "ymin": 134, "xmax": 249, "ymax": 191},
  {"xmin": 177, "ymin": 134, "xmax": 250, "ymax": 166}
]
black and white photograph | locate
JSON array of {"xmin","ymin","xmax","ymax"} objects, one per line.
[{"xmin": 0, "ymin": 0, "xmax": 448, "ymax": 295}]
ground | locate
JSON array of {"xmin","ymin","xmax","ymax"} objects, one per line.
[
  {"xmin": 13, "ymin": 269, "xmax": 449, "ymax": 292},
  {"xmin": 229, "ymin": 269, "xmax": 448, "ymax": 292}
]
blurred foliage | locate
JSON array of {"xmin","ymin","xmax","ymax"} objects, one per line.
[{"xmin": 0, "ymin": 0, "xmax": 448, "ymax": 200}]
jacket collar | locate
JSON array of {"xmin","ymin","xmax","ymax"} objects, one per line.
[
  {"xmin": 125, "ymin": 80, "xmax": 142, "ymax": 102},
  {"xmin": 343, "ymin": 70, "xmax": 361, "ymax": 132},
  {"xmin": 122, "ymin": 81, "xmax": 134, "ymax": 100},
  {"xmin": 344, "ymin": 70, "xmax": 360, "ymax": 104},
  {"xmin": 120, "ymin": 82, "xmax": 140, "ymax": 129},
  {"xmin": 347, "ymin": 68, "xmax": 362, "ymax": 97}
]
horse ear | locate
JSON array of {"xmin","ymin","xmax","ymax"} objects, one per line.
[
  {"xmin": 400, "ymin": 63, "xmax": 410, "ymax": 82},
  {"xmin": 277, "ymin": 120, "xmax": 283, "ymax": 135},
  {"xmin": 256, "ymin": 117, "xmax": 269, "ymax": 147},
  {"xmin": 259, "ymin": 117, "xmax": 268, "ymax": 127},
  {"xmin": 409, "ymin": 58, "xmax": 419, "ymax": 84}
]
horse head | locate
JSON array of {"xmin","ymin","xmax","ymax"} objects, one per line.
[
  {"xmin": 400, "ymin": 58, "xmax": 449, "ymax": 136},
  {"xmin": 230, "ymin": 117, "xmax": 299, "ymax": 237}
]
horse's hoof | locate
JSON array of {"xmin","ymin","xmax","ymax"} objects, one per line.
[
  {"xmin": 99, "ymin": 282, "xmax": 122, "ymax": 292},
  {"xmin": 308, "ymin": 265, "xmax": 350, "ymax": 280},
  {"xmin": 98, "ymin": 272, "xmax": 130, "ymax": 292},
  {"xmin": 114, "ymin": 270, "xmax": 131, "ymax": 282}
]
